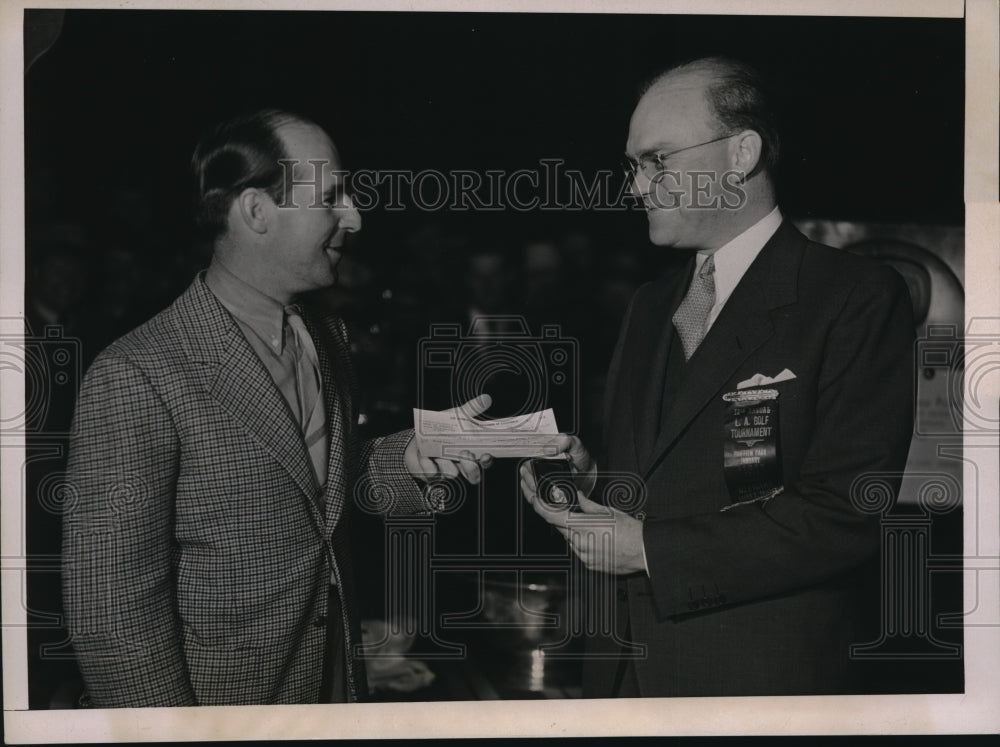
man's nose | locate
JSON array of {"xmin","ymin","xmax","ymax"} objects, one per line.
[
  {"xmin": 338, "ymin": 195, "xmax": 362, "ymax": 234},
  {"xmin": 629, "ymin": 170, "xmax": 651, "ymax": 199}
]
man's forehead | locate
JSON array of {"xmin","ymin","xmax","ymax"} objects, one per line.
[
  {"xmin": 628, "ymin": 73, "xmax": 715, "ymax": 147},
  {"xmin": 277, "ymin": 121, "xmax": 342, "ymax": 177},
  {"xmin": 640, "ymin": 72, "xmax": 712, "ymax": 115}
]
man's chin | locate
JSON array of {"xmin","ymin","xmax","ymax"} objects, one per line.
[
  {"xmin": 647, "ymin": 214, "xmax": 678, "ymax": 247},
  {"xmin": 324, "ymin": 249, "xmax": 342, "ymax": 281},
  {"xmin": 647, "ymin": 212, "xmax": 704, "ymax": 250},
  {"xmin": 301, "ymin": 269, "xmax": 339, "ymax": 294}
]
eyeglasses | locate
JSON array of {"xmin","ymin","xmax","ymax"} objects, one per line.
[{"xmin": 622, "ymin": 133, "xmax": 736, "ymax": 180}]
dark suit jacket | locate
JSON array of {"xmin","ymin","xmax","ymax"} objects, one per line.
[
  {"xmin": 586, "ymin": 221, "xmax": 915, "ymax": 696},
  {"xmin": 62, "ymin": 274, "xmax": 425, "ymax": 706}
]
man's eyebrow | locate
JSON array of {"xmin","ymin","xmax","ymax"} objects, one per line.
[
  {"xmin": 322, "ymin": 184, "xmax": 347, "ymax": 204},
  {"xmin": 632, "ymin": 142, "xmax": 678, "ymax": 158}
]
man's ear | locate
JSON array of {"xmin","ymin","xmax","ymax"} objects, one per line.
[
  {"xmin": 234, "ymin": 187, "xmax": 272, "ymax": 235},
  {"xmin": 731, "ymin": 129, "xmax": 763, "ymax": 179}
]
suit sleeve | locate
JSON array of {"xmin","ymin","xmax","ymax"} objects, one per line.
[
  {"xmin": 319, "ymin": 310, "xmax": 430, "ymax": 517},
  {"xmin": 357, "ymin": 430, "xmax": 433, "ymax": 515},
  {"xmin": 62, "ymin": 353, "xmax": 196, "ymax": 706},
  {"xmin": 643, "ymin": 270, "xmax": 915, "ymax": 617}
]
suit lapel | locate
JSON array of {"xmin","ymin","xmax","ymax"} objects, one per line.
[
  {"xmin": 631, "ymin": 262, "xmax": 692, "ymax": 468},
  {"xmin": 176, "ymin": 276, "xmax": 322, "ymax": 513},
  {"xmin": 303, "ymin": 309, "xmax": 353, "ymax": 534},
  {"xmin": 643, "ymin": 222, "xmax": 804, "ymax": 478}
]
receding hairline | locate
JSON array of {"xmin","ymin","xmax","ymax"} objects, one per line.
[
  {"xmin": 640, "ymin": 68, "xmax": 718, "ymax": 117},
  {"xmin": 629, "ymin": 68, "xmax": 719, "ymax": 141},
  {"xmin": 635, "ymin": 58, "xmax": 773, "ymax": 145},
  {"xmin": 637, "ymin": 58, "xmax": 752, "ymax": 121},
  {"xmin": 636, "ymin": 64, "xmax": 718, "ymax": 106},
  {"xmin": 273, "ymin": 119, "xmax": 341, "ymax": 181},
  {"xmin": 641, "ymin": 57, "xmax": 748, "ymax": 96}
]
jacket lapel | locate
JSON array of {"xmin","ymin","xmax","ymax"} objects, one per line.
[
  {"xmin": 176, "ymin": 276, "xmax": 322, "ymax": 512},
  {"xmin": 303, "ymin": 309, "xmax": 353, "ymax": 534},
  {"xmin": 631, "ymin": 262, "xmax": 692, "ymax": 468},
  {"xmin": 643, "ymin": 222, "xmax": 804, "ymax": 478}
]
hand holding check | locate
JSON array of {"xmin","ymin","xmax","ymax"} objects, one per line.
[{"xmin": 404, "ymin": 394, "xmax": 495, "ymax": 484}]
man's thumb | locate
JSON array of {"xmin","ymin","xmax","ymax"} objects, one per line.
[
  {"xmin": 575, "ymin": 492, "xmax": 609, "ymax": 515},
  {"xmin": 456, "ymin": 394, "xmax": 492, "ymax": 418}
]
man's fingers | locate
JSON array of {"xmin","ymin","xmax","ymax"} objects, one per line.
[
  {"xmin": 546, "ymin": 519, "xmax": 609, "ymax": 571},
  {"xmin": 519, "ymin": 475, "xmax": 537, "ymax": 506},
  {"xmin": 417, "ymin": 455, "xmax": 439, "ymax": 478},
  {"xmin": 457, "ymin": 462, "xmax": 480, "ymax": 484},
  {"xmin": 417, "ymin": 455, "xmax": 460, "ymax": 481},
  {"xmin": 519, "ymin": 475, "xmax": 573, "ymax": 529},
  {"xmin": 546, "ymin": 435, "xmax": 597, "ymax": 495},
  {"xmin": 567, "ymin": 436, "xmax": 590, "ymax": 461},
  {"xmin": 574, "ymin": 491, "xmax": 611, "ymax": 515},
  {"xmin": 455, "ymin": 394, "xmax": 492, "ymax": 419},
  {"xmin": 519, "ymin": 462, "xmax": 537, "ymax": 494},
  {"xmin": 553, "ymin": 525, "xmax": 579, "ymax": 553},
  {"xmin": 431, "ymin": 458, "xmax": 460, "ymax": 479},
  {"xmin": 548, "ymin": 434, "xmax": 575, "ymax": 455},
  {"xmin": 455, "ymin": 451, "xmax": 482, "ymax": 484},
  {"xmin": 559, "ymin": 527, "xmax": 599, "ymax": 568},
  {"xmin": 553, "ymin": 434, "xmax": 590, "ymax": 469},
  {"xmin": 506, "ymin": 467, "xmax": 616, "ymax": 574}
]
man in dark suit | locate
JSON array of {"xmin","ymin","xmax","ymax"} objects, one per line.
[
  {"xmin": 521, "ymin": 57, "xmax": 914, "ymax": 696},
  {"xmin": 62, "ymin": 109, "xmax": 490, "ymax": 706}
]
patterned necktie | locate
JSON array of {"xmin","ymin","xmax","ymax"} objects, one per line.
[
  {"xmin": 285, "ymin": 305, "xmax": 328, "ymax": 488},
  {"xmin": 671, "ymin": 254, "xmax": 716, "ymax": 360}
]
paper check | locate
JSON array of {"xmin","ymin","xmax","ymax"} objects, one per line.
[{"xmin": 413, "ymin": 407, "xmax": 563, "ymax": 459}]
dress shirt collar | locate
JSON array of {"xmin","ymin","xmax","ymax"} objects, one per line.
[
  {"xmin": 205, "ymin": 256, "xmax": 288, "ymax": 355},
  {"xmin": 695, "ymin": 205, "xmax": 783, "ymax": 311}
]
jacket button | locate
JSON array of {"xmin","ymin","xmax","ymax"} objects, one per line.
[
  {"xmin": 616, "ymin": 587, "xmax": 628, "ymax": 602},
  {"xmin": 313, "ymin": 615, "xmax": 327, "ymax": 628}
]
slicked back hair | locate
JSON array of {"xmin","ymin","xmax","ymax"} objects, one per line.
[
  {"xmin": 191, "ymin": 108, "xmax": 316, "ymax": 239},
  {"xmin": 640, "ymin": 57, "xmax": 780, "ymax": 178}
]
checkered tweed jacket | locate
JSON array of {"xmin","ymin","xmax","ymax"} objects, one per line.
[{"xmin": 62, "ymin": 274, "xmax": 427, "ymax": 707}]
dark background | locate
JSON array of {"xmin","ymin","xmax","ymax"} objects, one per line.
[
  {"xmin": 27, "ymin": 11, "xmax": 964, "ymax": 228},
  {"xmin": 22, "ymin": 9, "xmax": 965, "ymax": 707},
  {"xmin": 23, "ymin": 10, "xmax": 966, "ymax": 407},
  {"xmin": 24, "ymin": 10, "xmax": 966, "ymax": 374}
]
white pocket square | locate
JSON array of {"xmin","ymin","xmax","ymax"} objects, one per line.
[{"xmin": 736, "ymin": 368, "xmax": 797, "ymax": 390}]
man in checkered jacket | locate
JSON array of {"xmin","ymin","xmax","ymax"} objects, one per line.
[{"xmin": 61, "ymin": 109, "xmax": 491, "ymax": 706}]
